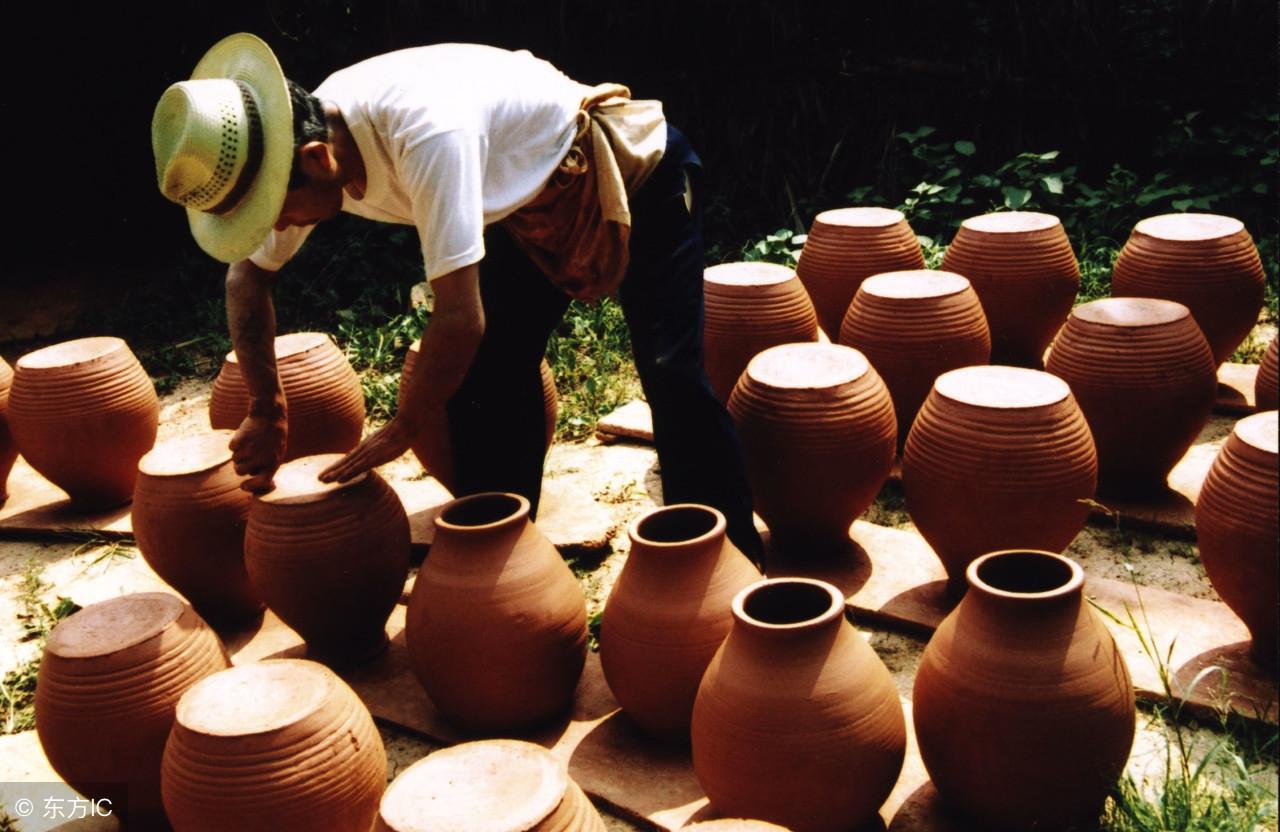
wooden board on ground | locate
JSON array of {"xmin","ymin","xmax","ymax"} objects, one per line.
[
  {"xmin": 389, "ymin": 478, "xmax": 453, "ymax": 550},
  {"xmin": 1216, "ymin": 362, "xmax": 1259, "ymax": 415},
  {"xmin": 0, "ymin": 457, "xmax": 131, "ymax": 538},
  {"xmin": 596, "ymin": 399, "xmax": 654, "ymax": 444}
]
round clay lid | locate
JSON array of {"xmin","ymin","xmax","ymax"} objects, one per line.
[
  {"xmin": 746, "ymin": 343, "xmax": 869, "ymax": 390},
  {"xmin": 17, "ymin": 336, "xmax": 127, "ymax": 371},
  {"xmin": 46, "ymin": 592, "xmax": 186, "ymax": 660},
  {"xmin": 704, "ymin": 262, "xmax": 795, "ymax": 286},
  {"xmin": 138, "ymin": 430, "xmax": 235, "ymax": 477},
  {"xmin": 257, "ymin": 453, "xmax": 367, "ymax": 505},
  {"xmin": 176, "ymin": 660, "xmax": 335, "ymax": 737},
  {"xmin": 1134, "ymin": 213, "xmax": 1243, "ymax": 242},
  {"xmin": 860, "ymin": 270, "xmax": 970, "ymax": 300},
  {"xmin": 1071, "ymin": 297, "xmax": 1190, "ymax": 328},
  {"xmin": 961, "ymin": 211, "xmax": 1060, "ymax": 234},
  {"xmin": 1234, "ymin": 411, "xmax": 1278, "ymax": 455},
  {"xmin": 934, "ymin": 365, "xmax": 1070, "ymax": 409},
  {"xmin": 379, "ymin": 740, "xmax": 568, "ymax": 832},
  {"xmin": 223, "ymin": 331, "xmax": 331, "ymax": 365},
  {"xmin": 815, "ymin": 206, "xmax": 904, "ymax": 228}
]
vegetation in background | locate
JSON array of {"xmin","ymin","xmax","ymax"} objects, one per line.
[{"xmin": 1, "ymin": 562, "xmax": 80, "ymax": 735}]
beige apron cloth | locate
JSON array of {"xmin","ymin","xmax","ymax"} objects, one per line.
[{"xmin": 503, "ymin": 84, "xmax": 666, "ymax": 300}]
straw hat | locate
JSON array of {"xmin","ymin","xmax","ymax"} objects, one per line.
[{"xmin": 151, "ymin": 33, "xmax": 293, "ymax": 263}]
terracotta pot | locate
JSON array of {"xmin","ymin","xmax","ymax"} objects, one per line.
[
  {"xmin": 1111, "ymin": 214, "xmax": 1266, "ymax": 365},
  {"xmin": 727, "ymin": 343, "xmax": 895, "ymax": 556},
  {"xmin": 1195, "ymin": 411, "xmax": 1278, "ymax": 664},
  {"xmin": 374, "ymin": 739, "xmax": 604, "ymax": 832},
  {"xmin": 245, "ymin": 454, "xmax": 410, "ymax": 665},
  {"xmin": 132, "ymin": 430, "xmax": 264, "ymax": 628},
  {"xmin": 703, "ymin": 262, "xmax": 820, "ymax": 403},
  {"xmin": 691, "ymin": 578, "xmax": 905, "ymax": 832},
  {"xmin": 600, "ymin": 504, "xmax": 763, "ymax": 742},
  {"xmin": 406, "ymin": 492, "xmax": 588, "ymax": 733},
  {"xmin": 208, "ymin": 331, "xmax": 365, "ymax": 460},
  {"xmin": 795, "ymin": 207, "xmax": 925, "ymax": 339},
  {"xmin": 684, "ymin": 822, "xmax": 792, "ymax": 831},
  {"xmin": 940, "ymin": 211, "xmax": 1079, "ymax": 368},
  {"xmin": 838, "ymin": 270, "xmax": 991, "ymax": 452},
  {"xmin": 0, "ymin": 357, "xmax": 16, "ymax": 503},
  {"xmin": 36, "ymin": 593, "xmax": 229, "ymax": 828},
  {"xmin": 162, "ymin": 659, "xmax": 386, "ymax": 832},
  {"xmin": 902, "ymin": 365, "xmax": 1097, "ymax": 588},
  {"xmin": 914, "ymin": 550, "xmax": 1135, "ymax": 829},
  {"xmin": 8, "ymin": 336, "xmax": 158, "ymax": 508},
  {"xmin": 400, "ymin": 341, "xmax": 557, "ymax": 490},
  {"xmin": 1046, "ymin": 298, "xmax": 1216, "ymax": 498},
  {"xmin": 1257, "ymin": 337, "xmax": 1278, "ymax": 411}
]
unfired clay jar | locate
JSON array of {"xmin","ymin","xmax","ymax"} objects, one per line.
[
  {"xmin": 1257, "ymin": 337, "xmax": 1278, "ymax": 411},
  {"xmin": 1195, "ymin": 411, "xmax": 1278, "ymax": 664},
  {"xmin": 600, "ymin": 504, "xmax": 762, "ymax": 742},
  {"xmin": 406, "ymin": 492, "xmax": 588, "ymax": 733},
  {"xmin": 1111, "ymin": 214, "xmax": 1266, "ymax": 365},
  {"xmin": 838, "ymin": 270, "xmax": 991, "ymax": 451},
  {"xmin": 245, "ymin": 454, "xmax": 410, "ymax": 665},
  {"xmin": 36, "ymin": 593, "xmax": 229, "ymax": 827},
  {"xmin": 703, "ymin": 262, "xmax": 820, "ymax": 403},
  {"xmin": 727, "ymin": 343, "xmax": 895, "ymax": 556},
  {"xmin": 8, "ymin": 336, "xmax": 159, "ymax": 507},
  {"xmin": 941, "ymin": 211, "xmax": 1079, "ymax": 368},
  {"xmin": 132, "ymin": 430, "xmax": 263, "ymax": 627},
  {"xmin": 0, "ymin": 357, "xmax": 16, "ymax": 503},
  {"xmin": 209, "ymin": 332, "xmax": 364, "ymax": 459},
  {"xmin": 902, "ymin": 366, "xmax": 1097, "ymax": 588},
  {"xmin": 162, "ymin": 660, "xmax": 386, "ymax": 832},
  {"xmin": 683, "ymin": 822, "xmax": 792, "ymax": 831},
  {"xmin": 691, "ymin": 578, "xmax": 905, "ymax": 832},
  {"xmin": 374, "ymin": 740, "xmax": 605, "ymax": 832},
  {"xmin": 1046, "ymin": 298, "xmax": 1216, "ymax": 497},
  {"xmin": 400, "ymin": 341, "xmax": 558, "ymax": 490},
  {"xmin": 914, "ymin": 550, "xmax": 1135, "ymax": 829},
  {"xmin": 795, "ymin": 207, "xmax": 925, "ymax": 338}
]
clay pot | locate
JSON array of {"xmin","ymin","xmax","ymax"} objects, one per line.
[
  {"xmin": 838, "ymin": 270, "xmax": 991, "ymax": 452},
  {"xmin": 914, "ymin": 550, "xmax": 1136, "ymax": 829},
  {"xmin": 902, "ymin": 365, "xmax": 1097, "ymax": 588},
  {"xmin": 374, "ymin": 739, "xmax": 604, "ymax": 832},
  {"xmin": 1195, "ymin": 411, "xmax": 1278, "ymax": 664},
  {"xmin": 600, "ymin": 504, "xmax": 763, "ymax": 742},
  {"xmin": 162, "ymin": 659, "xmax": 386, "ymax": 832},
  {"xmin": 684, "ymin": 822, "xmax": 792, "ymax": 831},
  {"xmin": 245, "ymin": 454, "xmax": 410, "ymax": 665},
  {"xmin": 795, "ymin": 207, "xmax": 925, "ymax": 338},
  {"xmin": 1111, "ymin": 214, "xmax": 1266, "ymax": 365},
  {"xmin": 940, "ymin": 211, "xmax": 1079, "ymax": 368},
  {"xmin": 1257, "ymin": 337, "xmax": 1278, "ymax": 411},
  {"xmin": 1046, "ymin": 298, "xmax": 1216, "ymax": 498},
  {"xmin": 691, "ymin": 578, "xmax": 905, "ymax": 832},
  {"xmin": 8, "ymin": 336, "xmax": 158, "ymax": 508},
  {"xmin": 132, "ymin": 430, "xmax": 264, "ymax": 628},
  {"xmin": 208, "ymin": 332, "xmax": 364, "ymax": 459},
  {"xmin": 406, "ymin": 492, "xmax": 588, "ymax": 733},
  {"xmin": 0, "ymin": 357, "xmax": 16, "ymax": 503},
  {"xmin": 400, "ymin": 341, "xmax": 557, "ymax": 490},
  {"xmin": 703, "ymin": 262, "xmax": 820, "ymax": 403},
  {"xmin": 36, "ymin": 593, "xmax": 229, "ymax": 827},
  {"xmin": 727, "ymin": 343, "xmax": 895, "ymax": 556}
]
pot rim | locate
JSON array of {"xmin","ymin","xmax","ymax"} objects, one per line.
[
  {"xmin": 628, "ymin": 503, "xmax": 726, "ymax": 550},
  {"xmin": 1133, "ymin": 212, "xmax": 1244, "ymax": 242},
  {"xmin": 435, "ymin": 491, "xmax": 530, "ymax": 533},
  {"xmin": 138, "ymin": 430, "xmax": 236, "ymax": 478},
  {"xmin": 222, "ymin": 331, "xmax": 333, "ymax": 365},
  {"xmin": 959, "ymin": 210, "xmax": 1060, "ymax": 235},
  {"xmin": 731, "ymin": 577, "xmax": 844, "ymax": 631},
  {"xmin": 16, "ymin": 336, "xmax": 129, "ymax": 372},
  {"xmin": 933, "ymin": 365, "xmax": 1070, "ymax": 410},
  {"xmin": 704, "ymin": 261, "xmax": 795, "ymax": 287},
  {"xmin": 1070, "ymin": 297, "xmax": 1191, "ymax": 328},
  {"xmin": 966, "ymin": 549, "xmax": 1084, "ymax": 601},
  {"xmin": 255, "ymin": 453, "xmax": 369, "ymax": 505},
  {"xmin": 1235, "ymin": 411, "xmax": 1278, "ymax": 455}
]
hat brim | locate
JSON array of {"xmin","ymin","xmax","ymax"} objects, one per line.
[{"xmin": 185, "ymin": 33, "xmax": 293, "ymax": 264}]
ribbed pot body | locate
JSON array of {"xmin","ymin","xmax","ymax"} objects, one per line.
[
  {"xmin": 902, "ymin": 367, "xmax": 1098, "ymax": 585},
  {"xmin": 36, "ymin": 593, "xmax": 229, "ymax": 827},
  {"xmin": 691, "ymin": 579, "xmax": 906, "ymax": 832},
  {"xmin": 245, "ymin": 466, "xmax": 410, "ymax": 665},
  {"xmin": 209, "ymin": 332, "xmax": 365, "ymax": 460},
  {"xmin": 161, "ymin": 660, "xmax": 386, "ymax": 832},
  {"xmin": 0, "ymin": 358, "xmax": 16, "ymax": 502},
  {"xmin": 1257, "ymin": 337, "xmax": 1278, "ymax": 411},
  {"xmin": 1195, "ymin": 412, "xmax": 1278, "ymax": 662},
  {"xmin": 839, "ymin": 271, "xmax": 991, "ymax": 451},
  {"xmin": 406, "ymin": 493, "xmax": 588, "ymax": 733},
  {"xmin": 914, "ymin": 551, "xmax": 1135, "ymax": 829},
  {"xmin": 600, "ymin": 505, "xmax": 763, "ymax": 741},
  {"xmin": 703, "ymin": 262, "xmax": 820, "ymax": 403},
  {"xmin": 9, "ymin": 337, "xmax": 159, "ymax": 507},
  {"xmin": 1111, "ymin": 214, "xmax": 1266, "ymax": 365},
  {"xmin": 795, "ymin": 207, "xmax": 925, "ymax": 338},
  {"xmin": 1046, "ymin": 299, "xmax": 1216, "ymax": 497},
  {"xmin": 728, "ymin": 344, "xmax": 895, "ymax": 554}
]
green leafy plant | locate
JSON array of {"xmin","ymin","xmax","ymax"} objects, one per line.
[{"xmin": 1, "ymin": 562, "xmax": 81, "ymax": 735}]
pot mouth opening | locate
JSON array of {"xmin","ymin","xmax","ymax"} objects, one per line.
[
  {"xmin": 440, "ymin": 492, "xmax": 526, "ymax": 528},
  {"xmin": 969, "ymin": 550, "xmax": 1083, "ymax": 598},
  {"xmin": 735, "ymin": 578, "xmax": 843, "ymax": 629},
  {"xmin": 632, "ymin": 504, "xmax": 723, "ymax": 546}
]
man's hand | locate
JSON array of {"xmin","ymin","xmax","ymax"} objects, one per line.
[
  {"xmin": 319, "ymin": 418, "xmax": 412, "ymax": 483},
  {"xmin": 229, "ymin": 413, "xmax": 287, "ymax": 493}
]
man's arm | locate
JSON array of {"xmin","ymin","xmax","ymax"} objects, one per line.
[{"xmin": 225, "ymin": 258, "xmax": 288, "ymax": 492}]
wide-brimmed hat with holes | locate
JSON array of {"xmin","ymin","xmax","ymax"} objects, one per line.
[{"xmin": 151, "ymin": 33, "xmax": 292, "ymax": 263}]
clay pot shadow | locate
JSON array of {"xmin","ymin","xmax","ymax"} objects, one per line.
[
  {"xmin": 886, "ymin": 782, "xmax": 971, "ymax": 832},
  {"xmin": 643, "ymin": 460, "xmax": 665, "ymax": 505},
  {"xmin": 1174, "ymin": 640, "xmax": 1278, "ymax": 720},
  {"xmin": 878, "ymin": 579, "xmax": 957, "ymax": 634},
  {"xmin": 759, "ymin": 527, "xmax": 874, "ymax": 598}
]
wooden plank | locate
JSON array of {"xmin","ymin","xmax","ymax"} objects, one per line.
[
  {"xmin": 596, "ymin": 399, "xmax": 654, "ymax": 445},
  {"xmin": 0, "ymin": 457, "xmax": 132, "ymax": 538},
  {"xmin": 1215, "ymin": 362, "xmax": 1259, "ymax": 416}
]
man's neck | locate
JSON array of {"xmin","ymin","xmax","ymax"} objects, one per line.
[{"xmin": 324, "ymin": 102, "xmax": 367, "ymax": 200}]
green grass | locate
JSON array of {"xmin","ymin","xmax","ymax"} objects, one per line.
[{"xmin": 1, "ymin": 561, "xmax": 80, "ymax": 735}]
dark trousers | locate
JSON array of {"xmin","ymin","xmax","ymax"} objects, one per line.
[{"xmin": 446, "ymin": 126, "xmax": 764, "ymax": 563}]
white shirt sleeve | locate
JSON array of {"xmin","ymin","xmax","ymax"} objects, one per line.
[
  {"xmin": 398, "ymin": 127, "xmax": 488, "ymax": 281},
  {"xmin": 248, "ymin": 224, "xmax": 314, "ymax": 272}
]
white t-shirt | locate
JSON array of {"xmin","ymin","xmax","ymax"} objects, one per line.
[{"xmin": 250, "ymin": 44, "xmax": 593, "ymax": 280}]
